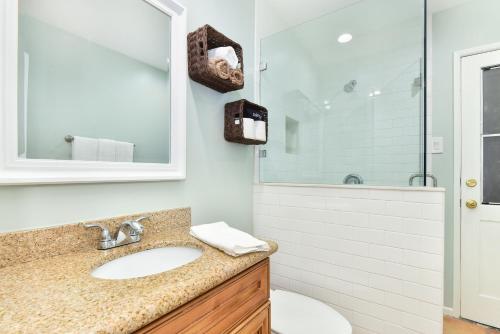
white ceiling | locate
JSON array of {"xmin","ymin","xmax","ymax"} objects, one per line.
[{"xmin": 20, "ymin": 0, "xmax": 171, "ymax": 71}]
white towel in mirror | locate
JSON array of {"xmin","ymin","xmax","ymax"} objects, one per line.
[
  {"xmin": 72, "ymin": 136, "xmax": 98, "ymax": 161},
  {"xmin": 97, "ymin": 139, "xmax": 116, "ymax": 162},
  {"xmin": 71, "ymin": 137, "xmax": 134, "ymax": 162},
  {"xmin": 115, "ymin": 141, "xmax": 134, "ymax": 162}
]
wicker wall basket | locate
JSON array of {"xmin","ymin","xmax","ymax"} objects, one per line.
[
  {"xmin": 225, "ymin": 100, "xmax": 268, "ymax": 145},
  {"xmin": 187, "ymin": 25, "xmax": 244, "ymax": 93}
]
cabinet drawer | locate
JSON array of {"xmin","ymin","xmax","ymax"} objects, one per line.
[
  {"xmin": 230, "ymin": 302, "xmax": 270, "ymax": 334},
  {"xmin": 137, "ymin": 259, "xmax": 270, "ymax": 334}
]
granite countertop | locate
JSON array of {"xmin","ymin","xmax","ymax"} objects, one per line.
[{"xmin": 0, "ymin": 209, "xmax": 277, "ymax": 334}]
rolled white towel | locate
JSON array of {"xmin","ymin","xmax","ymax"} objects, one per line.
[
  {"xmin": 255, "ymin": 120, "xmax": 267, "ymax": 142},
  {"xmin": 243, "ymin": 118, "xmax": 255, "ymax": 140},
  {"xmin": 190, "ymin": 222, "xmax": 270, "ymax": 257},
  {"xmin": 208, "ymin": 46, "xmax": 239, "ymax": 69}
]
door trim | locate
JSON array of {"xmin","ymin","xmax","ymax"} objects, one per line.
[{"xmin": 452, "ymin": 42, "xmax": 500, "ymax": 318}]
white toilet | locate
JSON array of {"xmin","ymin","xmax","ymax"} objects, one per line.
[{"xmin": 270, "ymin": 290, "xmax": 352, "ymax": 334}]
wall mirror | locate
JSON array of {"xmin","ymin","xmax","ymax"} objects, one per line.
[{"xmin": 0, "ymin": 0, "xmax": 187, "ymax": 184}]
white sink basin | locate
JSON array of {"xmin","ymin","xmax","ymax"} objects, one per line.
[{"xmin": 91, "ymin": 247, "xmax": 203, "ymax": 280}]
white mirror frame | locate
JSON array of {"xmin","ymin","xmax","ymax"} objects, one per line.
[{"xmin": 0, "ymin": 0, "xmax": 187, "ymax": 185}]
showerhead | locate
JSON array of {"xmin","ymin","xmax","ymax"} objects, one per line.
[{"xmin": 344, "ymin": 80, "xmax": 357, "ymax": 93}]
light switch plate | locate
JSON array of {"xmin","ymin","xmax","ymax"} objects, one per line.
[{"xmin": 432, "ymin": 137, "xmax": 444, "ymax": 154}]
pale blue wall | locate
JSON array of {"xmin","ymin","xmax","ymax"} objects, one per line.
[
  {"xmin": 432, "ymin": 0, "xmax": 500, "ymax": 308},
  {"xmin": 19, "ymin": 15, "xmax": 171, "ymax": 163},
  {"xmin": 0, "ymin": 0, "xmax": 256, "ymax": 233}
]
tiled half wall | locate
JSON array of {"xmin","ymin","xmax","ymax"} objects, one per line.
[{"xmin": 254, "ymin": 184, "xmax": 445, "ymax": 334}]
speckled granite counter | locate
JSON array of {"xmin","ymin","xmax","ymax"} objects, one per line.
[{"xmin": 0, "ymin": 208, "xmax": 277, "ymax": 334}]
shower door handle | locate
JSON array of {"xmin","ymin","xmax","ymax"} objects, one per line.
[{"xmin": 409, "ymin": 174, "xmax": 438, "ymax": 187}]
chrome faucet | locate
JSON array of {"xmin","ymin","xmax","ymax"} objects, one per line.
[{"xmin": 85, "ymin": 217, "xmax": 148, "ymax": 250}]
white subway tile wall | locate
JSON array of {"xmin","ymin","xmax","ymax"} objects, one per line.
[{"xmin": 254, "ymin": 184, "xmax": 444, "ymax": 334}]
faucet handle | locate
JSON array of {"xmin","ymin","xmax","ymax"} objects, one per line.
[
  {"xmin": 85, "ymin": 224, "xmax": 115, "ymax": 250},
  {"xmin": 132, "ymin": 216, "xmax": 149, "ymax": 232},
  {"xmin": 117, "ymin": 216, "xmax": 148, "ymax": 238},
  {"xmin": 135, "ymin": 216, "xmax": 149, "ymax": 224},
  {"xmin": 84, "ymin": 223, "xmax": 112, "ymax": 242}
]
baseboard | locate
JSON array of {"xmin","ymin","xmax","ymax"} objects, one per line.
[{"xmin": 444, "ymin": 306, "xmax": 459, "ymax": 317}]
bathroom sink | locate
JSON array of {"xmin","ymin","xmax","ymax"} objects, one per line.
[{"xmin": 91, "ymin": 247, "xmax": 203, "ymax": 280}]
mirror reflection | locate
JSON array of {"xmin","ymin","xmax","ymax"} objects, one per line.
[{"xmin": 18, "ymin": 0, "xmax": 172, "ymax": 164}]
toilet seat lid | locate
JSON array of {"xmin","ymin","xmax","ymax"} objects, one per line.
[{"xmin": 270, "ymin": 290, "xmax": 352, "ymax": 334}]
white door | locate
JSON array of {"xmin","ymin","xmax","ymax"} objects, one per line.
[{"xmin": 461, "ymin": 49, "xmax": 500, "ymax": 328}]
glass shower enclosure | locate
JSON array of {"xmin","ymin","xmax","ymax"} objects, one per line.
[{"xmin": 259, "ymin": 0, "xmax": 426, "ymax": 187}]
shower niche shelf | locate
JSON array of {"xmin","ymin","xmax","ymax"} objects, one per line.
[
  {"xmin": 225, "ymin": 100, "xmax": 268, "ymax": 145},
  {"xmin": 188, "ymin": 24, "xmax": 244, "ymax": 93}
]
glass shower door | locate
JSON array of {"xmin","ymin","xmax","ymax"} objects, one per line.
[{"xmin": 259, "ymin": 0, "xmax": 426, "ymax": 187}]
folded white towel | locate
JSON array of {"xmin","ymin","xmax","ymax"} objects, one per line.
[
  {"xmin": 208, "ymin": 46, "xmax": 239, "ymax": 69},
  {"xmin": 72, "ymin": 136, "xmax": 98, "ymax": 161},
  {"xmin": 190, "ymin": 222, "xmax": 270, "ymax": 257}
]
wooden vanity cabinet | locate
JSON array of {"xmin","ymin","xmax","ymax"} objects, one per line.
[
  {"xmin": 136, "ymin": 259, "xmax": 270, "ymax": 334},
  {"xmin": 229, "ymin": 302, "xmax": 270, "ymax": 334}
]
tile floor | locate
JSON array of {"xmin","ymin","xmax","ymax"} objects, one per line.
[{"xmin": 444, "ymin": 316, "xmax": 500, "ymax": 334}]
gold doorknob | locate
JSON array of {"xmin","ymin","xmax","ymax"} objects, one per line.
[
  {"xmin": 466, "ymin": 179, "xmax": 478, "ymax": 188},
  {"xmin": 466, "ymin": 200, "xmax": 478, "ymax": 209}
]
